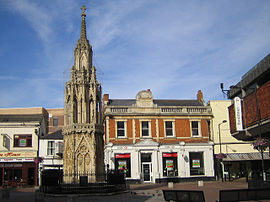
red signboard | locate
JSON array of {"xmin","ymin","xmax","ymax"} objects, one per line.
[
  {"xmin": 115, "ymin": 154, "xmax": 130, "ymax": 158},
  {"xmin": 162, "ymin": 153, "xmax": 177, "ymax": 157}
]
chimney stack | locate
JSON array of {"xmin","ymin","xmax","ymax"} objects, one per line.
[{"xmin": 197, "ymin": 90, "xmax": 205, "ymax": 105}]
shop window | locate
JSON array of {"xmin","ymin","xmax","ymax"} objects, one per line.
[
  {"xmin": 141, "ymin": 121, "xmax": 150, "ymax": 137},
  {"xmin": 191, "ymin": 121, "xmax": 201, "ymax": 137},
  {"xmin": 116, "ymin": 121, "xmax": 126, "ymax": 138},
  {"xmin": 115, "ymin": 153, "xmax": 131, "ymax": 177},
  {"xmin": 3, "ymin": 164, "xmax": 23, "ymax": 182},
  {"xmin": 13, "ymin": 135, "xmax": 32, "ymax": 147},
  {"xmin": 165, "ymin": 121, "xmax": 174, "ymax": 137},
  {"xmin": 189, "ymin": 152, "xmax": 204, "ymax": 175},
  {"xmin": 47, "ymin": 141, "xmax": 55, "ymax": 156},
  {"xmin": 162, "ymin": 153, "xmax": 178, "ymax": 177}
]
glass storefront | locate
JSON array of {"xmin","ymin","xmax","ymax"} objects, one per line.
[
  {"xmin": 162, "ymin": 153, "xmax": 178, "ymax": 177},
  {"xmin": 0, "ymin": 162, "xmax": 36, "ymax": 186},
  {"xmin": 115, "ymin": 154, "xmax": 131, "ymax": 177},
  {"xmin": 189, "ymin": 152, "xmax": 205, "ymax": 175}
]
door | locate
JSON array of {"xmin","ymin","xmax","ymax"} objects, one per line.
[
  {"xmin": 142, "ymin": 163, "xmax": 152, "ymax": 182},
  {"xmin": 28, "ymin": 168, "xmax": 35, "ymax": 185}
]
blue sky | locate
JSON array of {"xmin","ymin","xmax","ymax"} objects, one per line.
[{"xmin": 0, "ymin": 0, "xmax": 270, "ymax": 108}]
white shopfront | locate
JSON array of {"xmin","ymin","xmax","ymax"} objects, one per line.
[{"xmin": 105, "ymin": 139, "xmax": 215, "ymax": 183}]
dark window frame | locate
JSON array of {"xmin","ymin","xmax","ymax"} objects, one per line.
[
  {"xmin": 115, "ymin": 154, "xmax": 131, "ymax": 177},
  {"xmin": 165, "ymin": 121, "xmax": 174, "ymax": 137},
  {"xmin": 13, "ymin": 135, "xmax": 32, "ymax": 147},
  {"xmin": 191, "ymin": 121, "xmax": 199, "ymax": 136},
  {"xmin": 189, "ymin": 152, "xmax": 205, "ymax": 176},
  {"xmin": 116, "ymin": 121, "xmax": 125, "ymax": 138},
  {"xmin": 47, "ymin": 141, "xmax": 55, "ymax": 156},
  {"xmin": 141, "ymin": 121, "xmax": 150, "ymax": 137}
]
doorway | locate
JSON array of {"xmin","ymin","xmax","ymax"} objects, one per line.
[
  {"xmin": 142, "ymin": 162, "xmax": 152, "ymax": 182},
  {"xmin": 28, "ymin": 168, "xmax": 35, "ymax": 185},
  {"xmin": 141, "ymin": 153, "xmax": 152, "ymax": 182}
]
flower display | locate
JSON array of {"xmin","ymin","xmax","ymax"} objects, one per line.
[
  {"xmin": 216, "ymin": 153, "xmax": 227, "ymax": 159},
  {"xmin": 253, "ymin": 138, "xmax": 269, "ymax": 151}
]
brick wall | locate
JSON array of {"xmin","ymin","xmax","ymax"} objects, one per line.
[
  {"xmin": 47, "ymin": 108, "xmax": 64, "ymax": 134},
  {"xmin": 107, "ymin": 117, "xmax": 210, "ymax": 145},
  {"xmin": 229, "ymin": 80, "xmax": 270, "ymax": 134},
  {"xmin": 175, "ymin": 119, "xmax": 190, "ymax": 137}
]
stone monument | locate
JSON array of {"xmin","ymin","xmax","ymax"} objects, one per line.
[{"xmin": 62, "ymin": 6, "xmax": 104, "ymax": 183}]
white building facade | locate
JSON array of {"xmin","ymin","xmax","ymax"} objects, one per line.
[
  {"xmin": 38, "ymin": 130, "xmax": 63, "ymax": 185},
  {"xmin": 104, "ymin": 90, "xmax": 215, "ymax": 183},
  {"xmin": 0, "ymin": 107, "xmax": 47, "ymax": 187}
]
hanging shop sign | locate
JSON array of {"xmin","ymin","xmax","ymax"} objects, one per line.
[{"xmin": 233, "ymin": 97, "xmax": 243, "ymax": 131}]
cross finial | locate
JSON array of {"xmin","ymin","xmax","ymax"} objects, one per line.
[{"xmin": 81, "ymin": 5, "xmax": 86, "ymax": 17}]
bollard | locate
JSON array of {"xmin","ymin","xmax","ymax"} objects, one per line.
[
  {"xmin": 198, "ymin": 180, "xmax": 204, "ymax": 187},
  {"xmin": 2, "ymin": 188, "xmax": 10, "ymax": 199},
  {"xmin": 168, "ymin": 182, "xmax": 174, "ymax": 188}
]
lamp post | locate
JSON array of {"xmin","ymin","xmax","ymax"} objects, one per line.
[{"xmin": 218, "ymin": 120, "xmax": 227, "ymax": 182}]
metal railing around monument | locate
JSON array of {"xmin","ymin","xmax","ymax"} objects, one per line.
[{"xmin": 40, "ymin": 170, "xmax": 126, "ymax": 194}]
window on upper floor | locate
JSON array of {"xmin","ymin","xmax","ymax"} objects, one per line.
[
  {"xmin": 116, "ymin": 121, "xmax": 126, "ymax": 138},
  {"xmin": 53, "ymin": 117, "xmax": 58, "ymax": 127},
  {"xmin": 165, "ymin": 121, "xmax": 174, "ymax": 137},
  {"xmin": 141, "ymin": 121, "xmax": 150, "ymax": 137},
  {"xmin": 2, "ymin": 134, "xmax": 10, "ymax": 149},
  {"xmin": 191, "ymin": 121, "xmax": 201, "ymax": 137},
  {"xmin": 14, "ymin": 135, "xmax": 32, "ymax": 147},
  {"xmin": 47, "ymin": 141, "xmax": 55, "ymax": 156}
]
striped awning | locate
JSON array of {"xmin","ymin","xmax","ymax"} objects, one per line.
[{"xmin": 222, "ymin": 152, "xmax": 270, "ymax": 161}]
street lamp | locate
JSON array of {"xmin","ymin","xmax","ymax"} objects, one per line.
[
  {"xmin": 218, "ymin": 120, "xmax": 227, "ymax": 182},
  {"xmin": 218, "ymin": 120, "xmax": 227, "ymax": 153}
]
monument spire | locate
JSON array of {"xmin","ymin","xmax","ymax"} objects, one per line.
[
  {"xmin": 63, "ymin": 6, "xmax": 104, "ymax": 184},
  {"xmin": 80, "ymin": 5, "xmax": 87, "ymax": 41},
  {"xmin": 74, "ymin": 5, "xmax": 93, "ymax": 70}
]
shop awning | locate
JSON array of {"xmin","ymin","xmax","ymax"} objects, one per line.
[{"xmin": 222, "ymin": 152, "xmax": 270, "ymax": 161}]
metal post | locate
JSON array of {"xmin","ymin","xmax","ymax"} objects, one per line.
[{"xmin": 218, "ymin": 120, "xmax": 227, "ymax": 182}]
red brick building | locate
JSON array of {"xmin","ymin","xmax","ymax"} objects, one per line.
[
  {"xmin": 227, "ymin": 53, "xmax": 270, "ymax": 180},
  {"xmin": 103, "ymin": 89, "xmax": 214, "ymax": 183},
  {"xmin": 228, "ymin": 54, "xmax": 270, "ymax": 141}
]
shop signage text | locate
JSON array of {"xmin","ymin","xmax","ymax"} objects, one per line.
[
  {"xmin": 233, "ymin": 97, "xmax": 243, "ymax": 131},
  {"xmin": 0, "ymin": 152, "xmax": 21, "ymax": 157}
]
